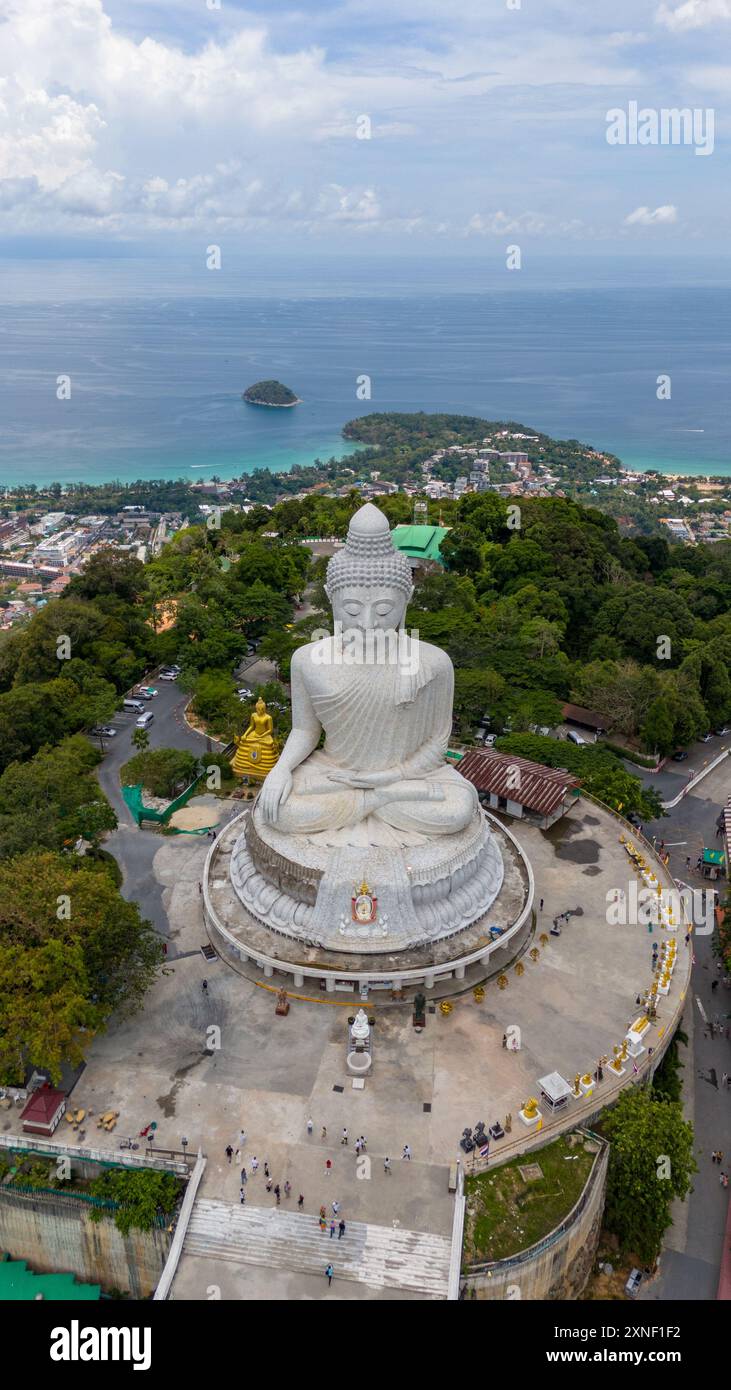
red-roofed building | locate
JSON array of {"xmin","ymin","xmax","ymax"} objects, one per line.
[
  {"xmin": 458, "ymin": 748, "xmax": 581, "ymax": 829},
  {"xmin": 20, "ymin": 1085, "xmax": 66, "ymax": 1136}
]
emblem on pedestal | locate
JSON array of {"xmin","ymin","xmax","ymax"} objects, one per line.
[{"xmin": 352, "ymin": 881, "xmax": 377, "ymax": 923}]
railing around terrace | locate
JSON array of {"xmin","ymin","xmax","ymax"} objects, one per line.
[
  {"xmin": 464, "ymin": 1130, "xmax": 609, "ymax": 1277},
  {"xmin": 457, "ymin": 799, "xmax": 691, "ymax": 1178}
]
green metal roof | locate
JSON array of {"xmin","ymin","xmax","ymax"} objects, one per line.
[
  {"xmin": 391, "ymin": 524, "xmax": 449, "ymax": 566},
  {"xmin": 0, "ymin": 1255, "xmax": 100, "ymax": 1300}
]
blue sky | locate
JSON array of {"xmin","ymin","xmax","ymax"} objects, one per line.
[{"xmin": 0, "ymin": 0, "xmax": 729, "ymax": 257}]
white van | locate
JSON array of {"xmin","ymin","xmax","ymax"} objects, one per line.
[
  {"xmin": 123, "ymin": 698, "xmax": 144, "ymax": 713},
  {"xmin": 566, "ymin": 729, "xmax": 587, "ymax": 746},
  {"xmin": 136, "ymin": 711, "xmax": 154, "ymax": 730}
]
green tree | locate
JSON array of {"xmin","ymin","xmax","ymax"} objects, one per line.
[
  {"xmin": 89, "ymin": 1168, "xmax": 183, "ymax": 1236},
  {"xmin": 121, "ymin": 749, "xmax": 198, "ymax": 798},
  {"xmin": 0, "ymin": 852, "xmax": 159, "ymax": 1082},
  {"xmin": 602, "ymin": 1088, "xmax": 696, "ymax": 1262},
  {"xmin": 641, "ymin": 697, "xmax": 676, "ymax": 757}
]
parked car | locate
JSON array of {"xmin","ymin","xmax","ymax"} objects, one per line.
[
  {"xmin": 714, "ymin": 726, "xmax": 730, "ymax": 736},
  {"xmin": 136, "ymin": 712, "xmax": 154, "ymax": 730},
  {"xmin": 671, "ymin": 749, "xmax": 689, "ymax": 761},
  {"xmin": 699, "ymin": 732, "xmax": 712, "ymax": 743},
  {"xmin": 123, "ymin": 698, "xmax": 145, "ymax": 713},
  {"xmin": 136, "ymin": 686, "xmax": 158, "ymax": 700},
  {"xmin": 237, "ymin": 687, "xmax": 254, "ymax": 700},
  {"xmin": 159, "ymin": 670, "xmax": 177, "ymax": 681},
  {"xmin": 91, "ymin": 724, "xmax": 117, "ymax": 737},
  {"xmin": 566, "ymin": 730, "xmax": 587, "ymax": 746}
]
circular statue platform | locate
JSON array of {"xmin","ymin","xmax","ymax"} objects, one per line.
[{"xmin": 204, "ymin": 806, "xmax": 534, "ymax": 991}]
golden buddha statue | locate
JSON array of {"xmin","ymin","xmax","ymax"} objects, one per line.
[{"xmin": 231, "ymin": 698, "xmax": 280, "ymax": 781}]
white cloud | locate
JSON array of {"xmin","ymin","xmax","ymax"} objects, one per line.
[
  {"xmin": 656, "ymin": 0, "xmax": 731, "ymax": 29},
  {"xmin": 465, "ymin": 211, "xmax": 587, "ymax": 238},
  {"xmin": 624, "ymin": 204, "xmax": 679, "ymax": 225}
]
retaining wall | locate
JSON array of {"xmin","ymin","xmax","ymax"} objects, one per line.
[
  {"xmin": 463, "ymin": 1136, "xmax": 609, "ymax": 1301},
  {"xmin": 0, "ymin": 1187, "xmax": 172, "ymax": 1297}
]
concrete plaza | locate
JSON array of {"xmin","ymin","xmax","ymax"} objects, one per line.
[{"xmin": 1, "ymin": 798, "xmax": 690, "ymax": 1298}]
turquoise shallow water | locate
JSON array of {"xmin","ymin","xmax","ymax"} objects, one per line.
[{"xmin": 0, "ymin": 257, "xmax": 729, "ymax": 485}]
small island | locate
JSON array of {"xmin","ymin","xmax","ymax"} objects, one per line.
[{"xmin": 242, "ymin": 380, "xmax": 301, "ymax": 408}]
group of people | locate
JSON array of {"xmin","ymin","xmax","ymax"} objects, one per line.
[
  {"xmin": 224, "ymin": 1130, "xmax": 303, "ymax": 1210},
  {"xmin": 711, "ymin": 1151, "xmax": 729, "ymax": 1186},
  {"xmin": 306, "ymin": 1118, "xmax": 412, "ymax": 1168},
  {"xmin": 225, "ymin": 1118, "xmax": 414, "ymax": 1220}
]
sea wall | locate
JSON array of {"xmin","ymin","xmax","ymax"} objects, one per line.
[
  {"xmin": 0, "ymin": 1187, "xmax": 172, "ymax": 1297},
  {"xmin": 463, "ymin": 1137, "xmax": 609, "ymax": 1301}
]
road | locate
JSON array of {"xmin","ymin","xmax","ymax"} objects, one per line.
[
  {"xmin": 638, "ymin": 757, "xmax": 731, "ymax": 1301},
  {"xmin": 622, "ymin": 729, "xmax": 730, "ymax": 806},
  {"xmin": 91, "ymin": 678, "xmax": 220, "ymax": 948}
]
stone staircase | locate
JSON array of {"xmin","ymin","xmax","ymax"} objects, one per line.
[{"xmin": 183, "ymin": 1198, "xmax": 451, "ymax": 1298}]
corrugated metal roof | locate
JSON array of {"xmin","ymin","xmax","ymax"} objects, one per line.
[
  {"xmin": 458, "ymin": 748, "xmax": 580, "ymax": 816},
  {"xmin": 391, "ymin": 524, "xmax": 450, "ymax": 565},
  {"xmin": 562, "ymin": 702, "xmax": 606, "ymax": 730}
]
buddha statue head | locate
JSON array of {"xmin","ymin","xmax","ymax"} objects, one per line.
[{"xmin": 325, "ymin": 503, "xmax": 413, "ymax": 634}]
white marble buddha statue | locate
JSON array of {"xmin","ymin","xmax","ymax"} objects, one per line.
[{"xmin": 258, "ymin": 502, "xmax": 478, "ymax": 842}]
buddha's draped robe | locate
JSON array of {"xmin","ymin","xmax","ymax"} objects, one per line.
[{"xmin": 271, "ymin": 635, "xmax": 477, "ymax": 835}]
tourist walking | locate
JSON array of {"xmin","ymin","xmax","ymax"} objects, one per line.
[
  {"xmin": 264, "ymin": 1161, "xmax": 270, "ymax": 1179},
  {"xmin": 321, "ymin": 1126, "xmax": 327, "ymax": 1140},
  {"xmin": 384, "ymin": 1157, "xmax": 392, "ymax": 1174},
  {"xmin": 225, "ymin": 1145, "xmax": 233, "ymax": 1164},
  {"xmin": 251, "ymin": 1156, "xmax": 259, "ymax": 1173},
  {"xmin": 332, "ymin": 1200, "xmax": 340, "ymax": 1217},
  {"xmin": 341, "ymin": 1127, "xmax": 348, "ymax": 1145},
  {"xmin": 265, "ymin": 1177, "xmax": 273, "ymax": 1193},
  {"xmin": 298, "ymin": 1193, "xmax": 304, "ymax": 1209},
  {"xmin": 306, "ymin": 1117, "xmax": 313, "ymax": 1135},
  {"xmin": 202, "ymin": 979, "xmax": 208, "ymax": 993},
  {"xmin": 539, "ymin": 898, "xmax": 544, "ymax": 911},
  {"xmin": 330, "ymin": 1220, "xmax": 336, "ymax": 1238},
  {"xmin": 359, "ymin": 1135, "xmax": 367, "ymax": 1151},
  {"xmin": 238, "ymin": 1129, "xmax": 247, "ymax": 1149},
  {"xmin": 355, "ymin": 1137, "xmax": 362, "ymax": 1155},
  {"xmin": 284, "ymin": 1180, "xmax": 291, "ymax": 1198},
  {"xmin": 402, "ymin": 1144, "xmax": 412, "ymax": 1160},
  {"xmin": 325, "ymin": 1159, "xmax": 332, "ymax": 1177},
  {"xmin": 325, "ymin": 1263, "xmax": 334, "ymax": 1286},
  {"xmin": 338, "ymin": 1219, "xmax": 346, "ymax": 1239},
  {"xmin": 274, "ymin": 1184, "xmax": 281, "ymax": 1205},
  {"xmin": 239, "ymin": 1186, "xmax": 246, "ymax": 1205},
  {"xmin": 240, "ymin": 1167, "xmax": 247, "ymax": 1184}
]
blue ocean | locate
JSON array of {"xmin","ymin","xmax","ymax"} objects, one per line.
[{"xmin": 0, "ymin": 254, "xmax": 729, "ymax": 486}]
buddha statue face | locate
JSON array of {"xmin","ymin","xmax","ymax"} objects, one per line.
[{"xmin": 330, "ymin": 583, "xmax": 410, "ymax": 635}]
